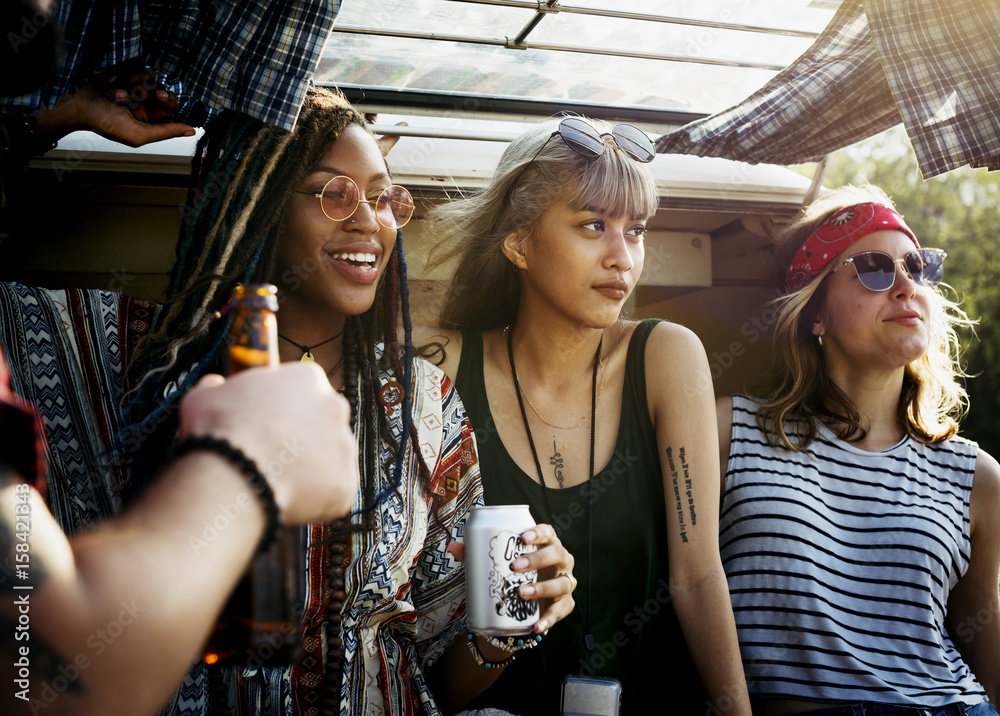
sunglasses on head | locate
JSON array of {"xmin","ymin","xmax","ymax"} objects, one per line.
[
  {"xmin": 553, "ymin": 117, "xmax": 656, "ymax": 163},
  {"xmin": 831, "ymin": 248, "xmax": 946, "ymax": 291},
  {"xmin": 295, "ymin": 175, "xmax": 414, "ymax": 229},
  {"xmin": 509, "ymin": 118, "xmax": 655, "ymax": 194}
]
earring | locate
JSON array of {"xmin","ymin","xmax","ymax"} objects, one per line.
[
  {"xmin": 817, "ymin": 334, "xmax": 825, "ymax": 347},
  {"xmin": 512, "ymin": 263, "xmax": 518, "ymax": 273}
]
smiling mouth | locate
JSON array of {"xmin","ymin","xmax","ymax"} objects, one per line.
[{"xmin": 330, "ymin": 251, "xmax": 377, "ymax": 268}]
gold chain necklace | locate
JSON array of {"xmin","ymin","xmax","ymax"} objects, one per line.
[{"xmin": 502, "ymin": 325, "xmax": 604, "ymax": 431}]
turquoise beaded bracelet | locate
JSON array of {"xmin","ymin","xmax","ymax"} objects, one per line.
[
  {"xmin": 484, "ymin": 632, "xmax": 544, "ymax": 652},
  {"xmin": 465, "ymin": 633, "xmax": 517, "ymax": 669}
]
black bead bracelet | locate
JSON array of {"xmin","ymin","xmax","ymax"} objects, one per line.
[{"xmin": 164, "ymin": 435, "xmax": 281, "ymax": 554}]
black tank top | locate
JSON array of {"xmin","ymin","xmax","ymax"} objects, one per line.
[{"xmin": 457, "ymin": 319, "xmax": 708, "ymax": 715}]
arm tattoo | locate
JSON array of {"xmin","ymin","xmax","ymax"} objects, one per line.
[{"xmin": 666, "ymin": 446, "xmax": 697, "ymax": 542}]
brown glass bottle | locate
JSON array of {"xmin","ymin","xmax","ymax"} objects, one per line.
[{"xmin": 203, "ymin": 283, "xmax": 305, "ymax": 668}]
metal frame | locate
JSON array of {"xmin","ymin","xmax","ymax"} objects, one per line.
[
  {"xmin": 330, "ymin": 23, "xmax": 789, "ymax": 71},
  {"xmin": 336, "ymin": 85, "xmax": 706, "ymax": 128},
  {"xmin": 331, "ymin": 0, "xmax": 823, "ymax": 69},
  {"xmin": 447, "ymin": 0, "xmax": 823, "ymax": 42}
]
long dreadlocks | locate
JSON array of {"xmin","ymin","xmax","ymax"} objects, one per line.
[{"xmin": 124, "ymin": 86, "xmax": 426, "ymax": 511}]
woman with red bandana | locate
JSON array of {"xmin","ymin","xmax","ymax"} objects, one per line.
[{"xmin": 717, "ymin": 185, "xmax": 1000, "ymax": 716}]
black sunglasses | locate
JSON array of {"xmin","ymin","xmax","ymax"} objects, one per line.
[
  {"xmin": 524, "ymin": 117, "xmax": 656, "ymax": 170},
  {"xmin": 832, "ymin": 248, "xmax": 946, "ymax": 291},
  {"xmin": 553, "ymin": 117, "xmax": 656, "ymax": 163},
  {"xmin": 508, "ymin": 118, "xmax": 655, "ymax": 195}
]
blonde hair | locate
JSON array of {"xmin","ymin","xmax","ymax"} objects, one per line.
[
  {"xmin": 427, "ymin": 117, "xmax": 658, "ymax": 330},
  {"xmin": 757, "ymin": 184, "xmax": 972, "ymax": 449}
]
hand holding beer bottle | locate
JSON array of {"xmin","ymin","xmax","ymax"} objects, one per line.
[
  {"xmin": 179, "ymin": 363, "xmax": 358, "ymax": 526},
  {"xmin": 202, "ymin": 284, "xmax": 310, "ymax": 667}
]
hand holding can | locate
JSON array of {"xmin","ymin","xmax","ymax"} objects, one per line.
[{"xmin": 466, "ymin": 505, "xmax": 539, "ymax": 636}]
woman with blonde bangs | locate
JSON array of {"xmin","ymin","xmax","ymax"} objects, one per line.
[
  {"xmin": 416, "ymin": 117, "xmax": 751, "ymax": 715},
  {"xmin": 717, "ymin": 184, "xmax": 1000, "ymax": 716}
]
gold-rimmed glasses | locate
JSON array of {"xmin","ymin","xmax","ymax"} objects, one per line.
[{"xmin": 295, "ymin": 175, "xmax": 414, "ymax": 229}]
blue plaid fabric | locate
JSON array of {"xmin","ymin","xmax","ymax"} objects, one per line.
[
  {"xmin": 2, "ymin": 0, "xmax": 340, "ymax": 130},
  {"xmin": 656, "ymin": 0, "xmax": 1000, "ymax": 179}
]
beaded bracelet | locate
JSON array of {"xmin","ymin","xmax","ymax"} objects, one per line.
[
  {"xmin": 483, "ymin": 632, "xmax": 544, "ymax": 652},
  {"xmin": 164, "ymin": 435, "xmax": 281, "ymax": 555},
  {"xmin": 465, "ymin": 633, "xmax": 517, "ymax": 669}
]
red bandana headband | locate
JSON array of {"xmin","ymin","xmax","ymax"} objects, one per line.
[{"xmin": 784, "ymin": 202, "xmax": 918, "ymax": 293}]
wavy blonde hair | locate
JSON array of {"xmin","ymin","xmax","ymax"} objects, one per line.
[
  {"xmin": 757, "ymin": 185, "xmax": 972, "ymax": 450},
  {"xmin": 426, "ymin": 117, "xmax": 658, "ymax": 330}
]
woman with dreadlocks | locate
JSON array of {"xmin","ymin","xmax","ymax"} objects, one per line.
[{"xmin": 122, "ymin": 86, "xmax": 573, "ymax": 716}]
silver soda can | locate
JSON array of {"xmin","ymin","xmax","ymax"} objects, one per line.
[{"xmin": 466, "ymin": 505, "xmax": 539, "ymax": 636}]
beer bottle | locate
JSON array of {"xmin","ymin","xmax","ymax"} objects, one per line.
[
  {"xmin": 226, "ymin": 283, "xmax": 279, "ymax": 373},
  {"xmin": 203, "ymin": 283, "xmax": 305, "ymax": 667}
]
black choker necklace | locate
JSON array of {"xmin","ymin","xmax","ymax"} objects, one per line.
[{"xmin": 278, "ymin": 328, "xmax": 345, "ymax": 362}]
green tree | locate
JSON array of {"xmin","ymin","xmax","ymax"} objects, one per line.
[{"xmin": 817, "ymin": 127, "xmax": 1000, "ymax": 456}]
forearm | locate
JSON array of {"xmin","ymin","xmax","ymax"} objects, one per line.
[
  {"xmin": 947, "ymin": 581, "xmax": 1000, "ymax": 704},
  {"xmin": 671, "ymin": 567, "xmax": 751, "ymax": 716},
  {"xmin": 948, "ymin": 451, "xmax": 1000, "ymax": 706},
  {"xmin": 0, "ymin": 108, "xmax": 59, "ymax": 176},
  {"xmin": 2, "ymin": 364, "xmax": 355, "ymax": 714},
  {"xmin": 959, "ymin": 621, "xmax": 1000, "ymax": 705},
  {"xmin": 32, "ymin": 102, "xmax": 78, "ymax": 144},
  {"xmin": 427, "ymin": 629, "xmax": 511, "ymax": 712},
  {"xmin": 33, "ymin": 454, "xmax": 265, "ymax": 715}
]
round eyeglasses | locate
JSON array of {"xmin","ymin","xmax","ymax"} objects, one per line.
[
  {"xmin": 831, "ymin": 248, "xmax": 946, "ymax": 291},
  {"xmin": 295, "ymin": 175, "xmax": 414, "ymax": 229}
]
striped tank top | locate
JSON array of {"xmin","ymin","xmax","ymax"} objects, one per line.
[{"xmin": 721, "ymin": 394, "xmax": 987, "ymax": 707}]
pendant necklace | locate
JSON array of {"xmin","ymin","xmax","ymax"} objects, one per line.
[
  {"xmin": 278, "ymin": 327, "xmax": 345, "ymax": 362},
  {"xmin": 507, "ymin": 325, "xmax": 600, "ymax": 667},
  {"xmin": 502, "ymin": 325, "xmax": 603, "ymax": 430}
]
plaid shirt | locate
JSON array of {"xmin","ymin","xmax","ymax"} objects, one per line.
[
  {"xmin": 0, "ymin": 349, "xmax": 47, "ymax": 493},
  {"xmin": 3, "ymin": 0, "xmax": 340, "ymax": 130},
  {"xmin": 655, "ymin": 0, "xmax": 1000, "ymax": 179}
]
